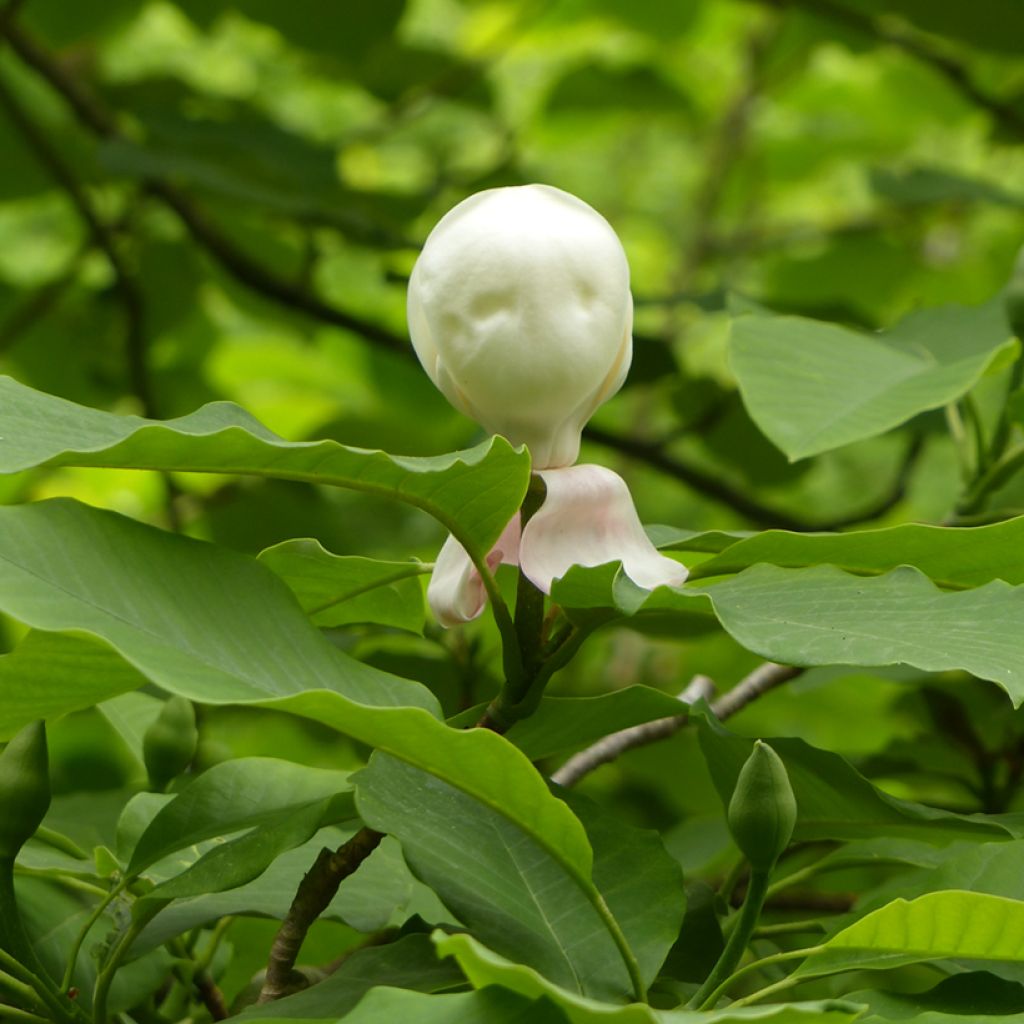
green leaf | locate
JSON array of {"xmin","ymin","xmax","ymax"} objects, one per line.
[
  {"xmin": 258, "ymin": 539, "xmax": 428, "ymax": 633},
  {"xmin": 128, "ymin": 757, "xmax": 354, "ymax": 874},
  {"xmin": 0, "ymin": 499, "xmax": 437, "ymax": 733},
  {"xmin": 0, "ymin": 632, "xmax": 149, "ymax": 742},
  {"xmin": 141, "ymin": 797, "xmax": 338, "ymax": 903},
  {"xmin": 849, "ymin": 970, "xmax": 1024, "ymax": 1020},
  {"xmin": 434, "ymin": 931, "xmax": 864, "ymax": 1024},
  {"xmin": 0, "ymin": 375, "xmax": 530, "ymax": 559},
  {"xmin": 0, "ymin": 498, "xmax": 597, "ymax": 949},
  {"xmin": 354, "ymin": 753, "xmax": 668, "ymax": 1001},
  {"xmin": 254, "ymin": 986, "xmax": 570, "ymax": 1024},
  {"xmin": 236, "ymin": 934, "xmax": 466, "ymax": 1021},
  {"xmin": 687, "ymin": 516, "xmax": 1024, "ymax": 586},
  {"xmin": 696, "ymin": 714, "xmax": 1007, "ymax": 843},
  {"xmin": 687, "ymin": 564, "xmax": 1024, "ymax": 706},
  {"xmin": 799, "ymin": 891, "xmax": 1024, "ymax": 978},
  {"xmin": 729, "ymin": 299, "xmax": 1012, "ymax": 459},
  {"xmin": 133, "ymin": 831, "xmax": 443, "ymax": 953}
]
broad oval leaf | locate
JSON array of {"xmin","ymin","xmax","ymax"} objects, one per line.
[
  {"xmin": 729, "ymin": 300, "xmax": 1012, "ymax": 460},
  {"xmin": 800, "ymin": 891, "xmax": 1024, "ymax": 978}
]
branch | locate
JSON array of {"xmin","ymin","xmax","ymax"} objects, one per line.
[
  {"xmin": 0, "ymin": 70, "xmax": 154, "ymax": 415},
  {"xmin": 709, "ymin": 662, "xmax": 804, "ymax": 721},
  {"xmin": 257, "ymin": 827, "xmax": 383, "ymax": 1003},
  {"xmin": 553, "ymin": 663, "xmax": 804, "ymax": 788},
  {"xmin": 772, "ymin": 0, "xmax": 1024, "ymax": 138},
  {"xmin": 552, "ymin": 675, "xmax": 716, "ymax": 787}
]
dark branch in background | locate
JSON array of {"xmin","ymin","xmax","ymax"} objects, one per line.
[
  {"xmin": 769, "ymin": 0, "xmax": 1024, "ymax": 138},
  {"xmin": 0, "ymin": 71, "xmax": 154, "ymax": 416},
  {"xmin": 1, "ymin": 18, "xmax": 922, "ymax": 532}
]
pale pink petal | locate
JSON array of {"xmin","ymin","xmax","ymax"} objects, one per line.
[
  {"xmin": 520, "ymin": 465, "xmax": 688, "ymax": 594},
  {"xmin": 427, "ymin": 515, "xmax": 521, "ymax": 627}
]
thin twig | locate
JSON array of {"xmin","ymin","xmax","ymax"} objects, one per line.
[
  {"xmin": 552, "ymin": 675, "xmax": 716, "ymax": 787},
  {"xmin": 710, "ymin": 663, "xmax": 805, "ymax": 721},
  {"xmin": 554, "ymin": 663, "xmax": 804, "ymax": 787},
  {"xmin": 257, "ymin": 828, "xmax": 384, "ymax": 1003}
]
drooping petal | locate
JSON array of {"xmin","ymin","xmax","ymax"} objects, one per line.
[
  {"xmin": 426, "ymin": 514, "xmax": 521, "ymax": 627},
  {"xmin": 519, "ymin": 465, "xmax": 688, "ymax": 594}
]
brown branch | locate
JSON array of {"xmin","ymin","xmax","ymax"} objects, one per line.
[
  {"xmin": 710, "ymin": 662, "xmax": 804, "ymax": 721},
  {"xmin": 554, "ymin": 663, "xmax": 804, "ymax": 788},
  {"xmin": 552, "ymin": 675, "xmax": 716, "ymax": 787},
  {"xmin": 257, "ymin": 828, "xmax": 384, "ymax": 1004}
]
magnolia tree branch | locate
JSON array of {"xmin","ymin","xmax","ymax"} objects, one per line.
[
  {"xmin": 553, "ymin": 663, "xmax": 804, "ymax": 787},
  {"xmin": 257, "ymin": 828, "xmax": 384, "ymax": 1003}
]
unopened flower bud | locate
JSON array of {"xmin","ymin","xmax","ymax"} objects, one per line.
[
  {"xmin": 727, "ymin": 741, "xmax": 797, "ymax": 873},
  {"xmin": 408, "ymin": 184, "xmax": 633, "ymax": 469}
]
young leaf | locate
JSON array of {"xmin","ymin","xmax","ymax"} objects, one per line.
[
  {"xmin": 258, "ymin": 539, "xmax": 428, "ymax": 633},
  {"xmin": 799, "ymin": 891, "xmax": 1024, "ymax": 978},
  {"xmin": 730, "ymin": 299, "xmax": 1012, "ymax": 460}
]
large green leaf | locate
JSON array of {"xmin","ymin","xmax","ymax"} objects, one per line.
[
  {"xmin": 686, "ymin": 516, "xmax": 1024, "ymax": 587},
  {"xmin": 729, "ymin": 300, "xmax": 1012, "ymax": 459},
  {"xmin": 258, "ymin": 539, "xmax": 428, "ymax": 633},
  {"xmin": 553, "ymin": 560, "xmax": 1024, "ymax": 708},
  {"xmin": 696, "ymin": 714, "xmax": 1007, "ymax": 843},
  {"xmin": 435, "ymin": 931, "xmax": 865, "ymax": 1024},
  {"xmin": 0, "ymin": 498, "xmax": 598, "ymax": 951},
  {"xmin": 0, "ymin": 376, "xmax": 530, "ymax": 558},
  {"xmin": 0, "ymin": 499, "xmax": 435, "ymax": 720},
  {"xmin": 687, "ymin": 565, "xmax": 1024, "ymax": 706},
  {"xmin": 355, "ymin": 754, "xmax": 675, "ymax": 1001},
  {"xmin": 799, "ymin": 891, "xmax": 1024, "ymax": 978}
]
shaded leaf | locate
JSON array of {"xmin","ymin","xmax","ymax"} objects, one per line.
[{"xmin": 730, "ymin": 300, "xmax": 1012, "ymax": 459}]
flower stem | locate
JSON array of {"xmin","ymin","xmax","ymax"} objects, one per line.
[{"xmin": 690, "ymin": 867, "xmax": 771, "ymax": 1009}]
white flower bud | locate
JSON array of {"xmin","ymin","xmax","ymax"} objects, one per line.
[{"xmin": 408, "ymin": 184, "xmax": 633, "ymax": 469}]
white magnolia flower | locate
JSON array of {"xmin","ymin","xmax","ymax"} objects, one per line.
[
  {"xmin": 408, "ymin": 184, "xmax": 632, "ymax": 470},
  {"xmin": 409, "ymin": 184, "xmax": 687, "ymax": 626}
]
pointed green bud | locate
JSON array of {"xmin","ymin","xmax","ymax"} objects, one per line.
[
  {"xmin": 0, "ymin": 720, "xmax": 51, "ymax": 860},
  {"xmin": 1007, "ymin": 245, "xmax": 1024, "ymax": 340},
  {"xmin": 143, "ymin": 697, "xmax": 198, "ymax": 792},
  {"xmin": 727, "ymin": 740, "xmax": 796, "ymax": 873}
]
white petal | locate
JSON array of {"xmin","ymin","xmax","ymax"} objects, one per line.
[
  {"xmin": 426, "ymin": 515, "xmax": 521, "ymax": 627},
  {"xmin": 520, "ymin": 465, "xmax": 688, "ymax": 594},
  {"xmin": 407, "ymin": 184, "xmax": 633, "ymax": 469}
]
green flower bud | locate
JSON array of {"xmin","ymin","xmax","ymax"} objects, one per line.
[
  {"xmin": 0, "ymin": 720, "xmax": 51, "ymax": 861},
  {"xmin": 727, "ymin": 740, "xmax": 796, "ymax": 873},
  {"xmin": 1007, "ymin": 245, "xmax": 1024, "ymax": 340},
  {"xmin": 143, "ymin": 697, "xmax": 198, "ymax": 792}
]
